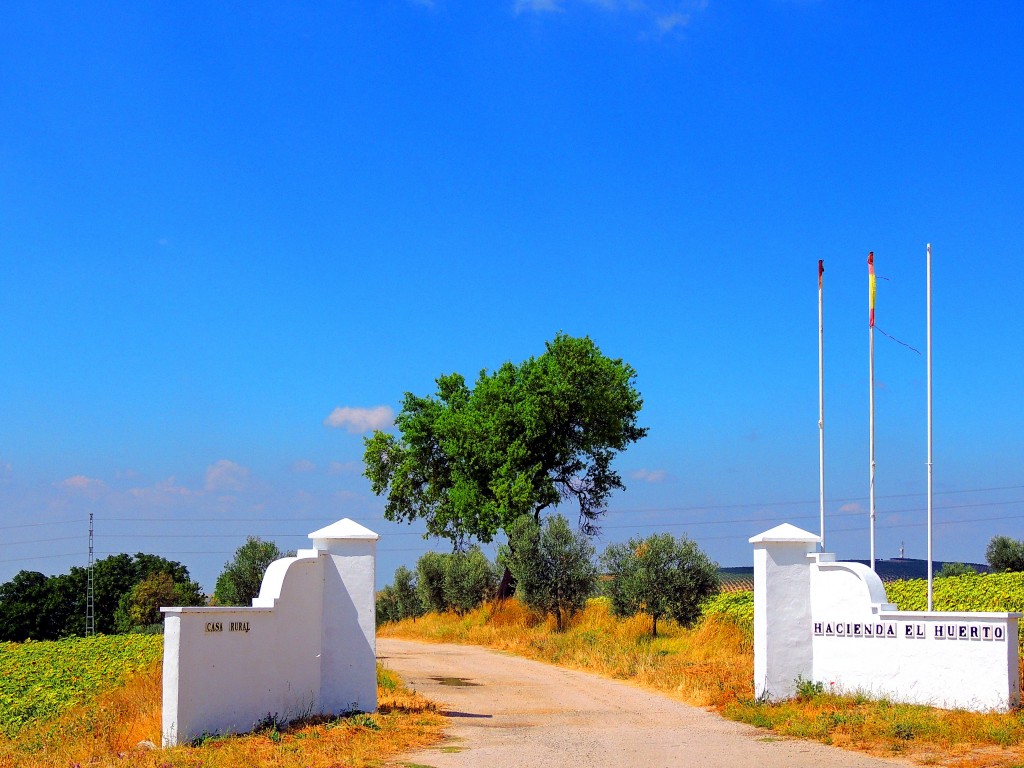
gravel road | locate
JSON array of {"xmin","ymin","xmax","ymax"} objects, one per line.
[{"xmin": 378, "ymin": 638, "xmax": 907, "ymax": 768}]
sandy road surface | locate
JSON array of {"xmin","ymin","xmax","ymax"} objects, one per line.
[{"xmin": 378, "ymin": 638, "xmax": 906, "ymax": 768}]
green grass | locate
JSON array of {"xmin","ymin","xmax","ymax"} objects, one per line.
[{"xmin": 0, "ymin": 634, "xmax": 163, "ymax": 738}]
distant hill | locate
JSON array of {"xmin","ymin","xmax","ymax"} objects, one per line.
[{"xmin": 717, "ymin": 558, "xmax": 989, "ymax": 593}]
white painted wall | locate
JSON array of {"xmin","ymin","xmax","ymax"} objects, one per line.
[
  {"xmin": 751, "ymin": 524, "xmax": 819, "ymax": 700},
  {"xmin": 753, "ymin": 524, "xmax": 1021, "ymax": 712},
  {"xmin": 161, "ymin": 519, "xmax": 378, "ymax": 746}
]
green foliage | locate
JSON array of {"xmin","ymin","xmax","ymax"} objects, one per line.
[
  {"xmin": 363, "ymin": 333, "xmax": 647, "ymax": 547},
  {"xmin": 986, "ymin": 535, "xmax": 1024, "ymax": 572},
  {"xmin": 214, "ymin": 536, "xmax": 288, "ymax": 606},
  {"xmin": 708, "ymin": 571, "xmax": 1024, "ymax": 648},
  {"xmin": 113, "ymin": 571, "xmax": 205, "ymax": 633},
  {"xmin": 936, "ymin": 561, "xmax": 977, "ymax": 578},
  {"xmin": 601, "ymin": 533, "xmax": 720, "ymax": 637},
  {"xmin": 377, "ymin": 566, "xmax": 425, "ymax": 626},
  {"xmin": 415, "ymin": 551, "xmax": 449, "ymax": 614},
  {"xmin": 412, "ymin": 549, "xmax": 496, "ymax": 615},
  {"xmin": 885, "ymin": 570, "xmax": 1024, "ymax": 614},
  {"xmin": 0, "ymin": 634, "xmax": 162, "ymax": 737},
  {"xmin": 0, "ymin": 554, "xmax": 204, "ymax": 641},
  {"xmin": 443, "ymin": 547, "xmax": 497, "ymax": 614},
  {"xmin": 700, "ymin": 590, "xmax": 754, "ymax": 633},
  {"xmin": 502, "ymin": 514, "xmax": 597, "ymax": 630},
  {"xmin": 794, "ymin": 674, "xmax": 826, "ymax": 700}
]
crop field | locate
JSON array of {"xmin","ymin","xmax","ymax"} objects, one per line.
[
  {"xmin": 0, "ymin": 634, "xmax": 163, "ymax": 738},
  {"xmin": 0, "ymin": 634, "xmax": 444, "ymax": 768}
]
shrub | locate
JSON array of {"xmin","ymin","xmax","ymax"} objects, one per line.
[
  {"xmin": 415, "ymin": 552, "xmax": 449, "ymax": 613},
  {"xmin": 937, "ymin": 562, "xmax": 977, "ymax": 578},
  {"xmin": 502, "ymin": 514, "xmax": 597, "ymax": 631},
  {"xmin": 601, "ymin": 533, "xmax": 720, "ymax": 637},
  {"xmin": 414, "ymin": 549, "xmax": 496, "ymax": 615},
  {"xmin": 375, "ymin": 565, "xmax": 426, "ymax": 626},
  {"xmin": 443, "ymin": 547, "xmax": 496, "ymax": 615}
]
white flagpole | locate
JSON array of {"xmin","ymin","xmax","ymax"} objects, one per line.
[
  {"xmin": 819, "ymin": 260, "xmax": 826, "ymax": 550},
  {"xmin": 869, "ymin": 252, "xmax": 876, "ymax": 571},
  {"xmin": 927, "ymin": 243, "xmax": 934, "ymax": 610}
]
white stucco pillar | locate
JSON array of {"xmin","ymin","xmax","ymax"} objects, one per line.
[
  {"xmin": 308, "ymin": 519, "xmax": 379, "ymax": 714},
  {"xmin": 750, "ymin": 524, "xmax": 820, "ymax": 701}
]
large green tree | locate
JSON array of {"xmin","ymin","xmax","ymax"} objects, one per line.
[{"xmin": 363, "ymin": 334, "xmax": 646, "ymax": 552}]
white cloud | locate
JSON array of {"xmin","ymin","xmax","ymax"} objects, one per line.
[
  {"xmin": 128, "ymin": 476, "xmax": 194, "ymax": 502},
  {"xmin": 328, "ymin": 460, "xmax": 362, "ymax": 476},
  {"xmin": 839, "ymin": 502, "xmax": 862, "ymax": 514},
  {"xmin": 631, "ymin": 468, "xmax": 668, "ymax": 483},
  {"xmin": 514, "ymin": 0, "xmax": 564, "ymax": 13},
  {"xmin": 291, "ymin": 459, "xmax": 317, "ymax": 474},
  {"xmin": 204, "ymin": 460, "xmax": 251, "ymax": 492},
  {"xmin": 57, "ymin": 475, "xmax": 107, "ymax": 495},
  {"xmin": 514, "ymin": 0, "xmax": 703, "ymax": 35},
  {"xmin": 323, "ymin": 405, "xmax": 394, "ymax": 434},
  {"xmin": 656, "ymin": 12, "xmax": 689, "ymax": 33},
  {"xmin": 54, "ymin": 475, "xmax": 107, "ymax": 499}
]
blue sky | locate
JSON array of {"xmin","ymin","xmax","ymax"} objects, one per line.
[{"xmin": 2, "ymin": 1, "xmax": 1022, "ymax": 592}]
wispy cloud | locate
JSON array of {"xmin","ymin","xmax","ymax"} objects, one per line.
[
  {"xmin": 408, "ymin": 0, "xmax": 437, "ymax": 9},
  {"xmin": 56, "ymin": 475, "xmax": 107, "ymax": 496},
  {"xmin": 656, "ymin": 12, "xmax": 689, "ymax": 33},
  {"xmin": 514, "ymin": 0, "xmax": 565, "ymax": 13},
  {"xmin": 204, "ymin": 459, "xmax": 251, "ymax": 492},
  {"xmin": 328, "ymin": 460, "xmax": 362, "ymax": 476},
  {"xmin": 631, "ymin": 468, "xmax": 668, "ymax": 483},
  {"xmin": 513, "ymin": 0, "xmax": 703, "ymax": 36},
  {"xmin": 290, "ymin": 459, "xmax": 317, "ymax": 474},
  {"xmin": 839, "ymin": 502, "xmax": 862, "ymax": 514},
  {"xmin": 323, "ymin": 405, "xmax": 395, "ymax": 434}
]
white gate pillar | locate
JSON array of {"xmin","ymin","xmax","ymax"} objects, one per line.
[{"xmin": 750, "ymin": 524, "xmax": 820, "ymax": 701}]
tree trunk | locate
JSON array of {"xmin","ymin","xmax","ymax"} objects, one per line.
[
  {"xmin": 495, "ymin": 566, "xmax": 516, "ymax": 601},
  {"xmin": 652, "ymin": 615, "xmax": 658, "ymax": 638}
]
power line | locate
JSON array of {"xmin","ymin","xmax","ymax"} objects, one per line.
[{"xmin": 0, "ymin": 518, "xmax": 83, "ymax": 532}]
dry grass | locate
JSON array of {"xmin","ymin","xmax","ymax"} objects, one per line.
[
  {"xmin": 381, "ymin": 596, "xmax": 753, "ymax": 707},
  {"xmin": 381, "ymin": 597, "xmax": 1024, "ymax": 768},
  {"xmin": 0, "ymin": 663, "xmax": 445, "ymax": 768}
]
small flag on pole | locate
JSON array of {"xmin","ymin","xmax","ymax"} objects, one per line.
[
  {"xmin": 818, "ymin": 259, "xmax": 824, "ymax": 289},
  {"xmin": 868, "ymin": 251, "xmax": 876, "ymax": 327}
]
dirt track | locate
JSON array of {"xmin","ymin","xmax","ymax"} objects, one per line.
[{"xmin": 378, "ymin": 638, "xmax": 907, "ymax": 768}]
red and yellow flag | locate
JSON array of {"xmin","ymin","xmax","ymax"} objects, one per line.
[{"xmin": 868, "ymin": 251, "xmax": 876, "ymax": 327}]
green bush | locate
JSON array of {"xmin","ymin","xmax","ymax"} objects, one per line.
[
  {"xmin": 443, "ymin": 547, "xmax": 496, "ymax": 615},
  {"xmin": 415, "ymin": 552, "xmax": 449, "ymax": 613},
  {"xmin": 413, "ymin": 548, "xmax": 496, "ymax": 615}
]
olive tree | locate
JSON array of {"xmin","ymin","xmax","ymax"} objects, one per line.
[
  {"xmin": 986, "ymin": 536, "xmax": 1024, "ymax": 573},
  {"xmin": 502, "ymin": 514, "xmax": 597, "ymax": 630},
  {"xmin": 601, "ymin": 533, "xmax": 720, "ymax": 637},
  {"xmin": 214, "ymin": 537, "xmax": 289, "ymax": 606}
]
